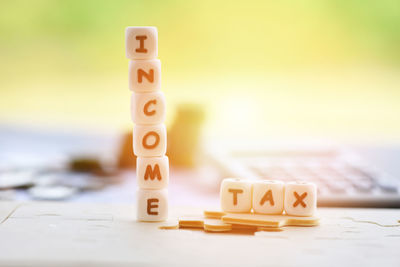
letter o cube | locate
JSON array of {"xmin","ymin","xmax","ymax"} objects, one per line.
[
  {"xmin": 220, "ymin": 178, "xmax": 252, "ymax": 213},
  {"xmin": 252, "ymin": 180, "xmax": 285, "ymax": 215},
  {"xmin": 137, "ymin": 188, "xmax": 168, "ymax": 221},
  {"xmin": 284, "ymin": 182, "xmax": 317, "ymax": 216},
  {"xmin": 136, "ymin": 156, "xmax": 169, "ymax": 189},
  {"xmin": 133, "ymin": 124, "xmax": 167, "ymax": 157}
]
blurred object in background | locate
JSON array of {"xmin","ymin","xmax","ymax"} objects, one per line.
[
  {"xmin": 0, "ymin": 153, "xmax": 123, "ymax": 201},
  {"xmin": 28, "ymin": 185, "xmax": 78, "ymax": 201},
  {"xmin": 0, "ymin": 190, "xmax": 16, "ymax": 201},
  {"xmin": 1, "ymin": 0, "xmax": 399, "ymax": 143},
  {"xmin": 0, "ymin": 0, "xmax": 399, "ymax": 206},
  {"xmin": 167, "ymin": 104, "xmax": 205, "ymax": 167},
  {"xmin": 209, "ymin": 141, "xmax": 400, "ymax": 207},
  {"xmin": 69, "ymin": 156, "xmax": 119, "ymax": 177},
  {"xmin": 117, "ymin": 131, "xmax": 136, "ymax": 169},
  {"xmin": 117, "ymin": 104, "xmax": 205, "ymax": 169},
  {"xmin": 0, "ymin": 170, "xmax": 35, "ymax": 190},
  {"xmin": 0, "ymin": 126, "xmax": 124, "ymax": 201},
  {"xmin": 69, "ymin": 157, "xmax": 103, "ymax": 173}
]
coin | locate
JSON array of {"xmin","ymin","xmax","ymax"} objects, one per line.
[
  {"xmin": 28, "ymin": 185, "xmax": 77, "ymax": 200},
  {"xmin": 61, "ymin": 173, "xmax": 106, "ymax": 191},
  {"xmin": 0, "ymin": 171, "xmax": 35, "ymax": 189}
]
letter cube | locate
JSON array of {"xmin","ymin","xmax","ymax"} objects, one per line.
[
  {"xmin": 137, "ymin": 156, "xmax": 169, "ymax": 189},
  {"xmin": 220, "ymin": 178, "xmax": 252, "ymax": 213},
  {"xmin": 252, "ymin": 180, "xmax": 284, "ymax": 214},
  {"xmin": 284, "ymin": 182, "xmax": 317, "ymax": 216},
  {"xmin": 125, "ymin": 26, "xmax": 158, "ymax": 60},
  {"xmin": 132, "ymin": 124, "xmax": 167, "ymax": 157},
  {"xmin": 129, "ymin": 59, "xmax": 161, "ymax": 92},
  {"xmin": 137, "ymin": 188, "xmax": 168, "ymax": 221},
  {"xmin": 131, "ymin": 92, "xmax": 166, "ymax": 125}
]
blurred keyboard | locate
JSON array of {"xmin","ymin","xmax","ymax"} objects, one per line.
[{"xmin": 210, "ymin": 147, "xmax": 400, "ymax": 207}]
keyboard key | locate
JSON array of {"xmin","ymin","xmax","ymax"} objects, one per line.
[
  {"xmin": 228, "ymin": 153, "xmax": 400, "ymax": 207},
  {"xmin": 352, "ymin": 180, "xmax": 374, "ymax": 193},
  {"xmin": 377, "ymin": 177, "xmax": 399, "ymax": 193},
  {"xmin": 324, "ymin": 181, "xmax": 348, "ymax": 194}
]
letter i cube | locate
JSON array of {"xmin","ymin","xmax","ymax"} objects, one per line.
[{"xmin": 126, "ymin": 26, "xmax": 168, "ymax": 222}]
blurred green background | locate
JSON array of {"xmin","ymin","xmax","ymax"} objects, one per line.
[{"xmin": 1, "ymin": 0, "xmax": 399, "ymax": 143}]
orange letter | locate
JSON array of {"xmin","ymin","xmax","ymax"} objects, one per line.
[
  {"xmin": 144, "ymin": 99, "xmax": 157, "ymax": 116},
  {"xmin": 144, "ymin": 164, "xmax": 162, "ymax": 181},
  {"xmin": 147, "ymin": 198, "xmax": 159, "ymax": 215},
  {"xmin": 137, "ymin": 69, "xmax": 154, "ymax": 83},
  {"xmin": 135, "ymin": 35, "xmax": 148, "ymax": 53},
  {"xmin": 228, "ymin": 188, "xmax": 243, "ymax": 205},
  {"xmin": 260, "ymin": 190, "xmax": 274, "ymax": 206},
  {"xmin": 293, "ymin": 192, "xmax": 307, "ymax": 208},
  {"xmin": 142, "ymin": 131, "xmax": 160, "ymax": 149}
]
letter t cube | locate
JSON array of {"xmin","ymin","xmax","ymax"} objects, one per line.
[{"xmin": 220, "ymin": 178, "xmax": 252, "ymax": 213}]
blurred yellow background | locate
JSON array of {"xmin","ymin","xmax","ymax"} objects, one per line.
[{"xmin": 1, "ymin": 0, "xmax": 399, "ymax": 143}]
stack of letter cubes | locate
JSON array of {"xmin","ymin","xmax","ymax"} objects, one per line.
[
  {"xmin": 125, "ymin": 26, "xmax": 168, "ymax": 222},
  {"xmin": 221, "ymin": 179, "xmax": 317, "ymax": 216}
]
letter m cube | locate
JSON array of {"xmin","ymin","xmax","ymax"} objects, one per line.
[{"xmin": 137, "ymin": 156, "xmax": 169, "ymax": 189}]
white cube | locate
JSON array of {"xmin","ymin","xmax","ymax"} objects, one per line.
[
  {"xmin": 220, "ymin": 178, "xmax": 252, "ymax": 213},
  {"xmin": 132, "ymin": 124, "xmax": 167, "ymax": 157},
  {"xmin": 252, "ymin": 180, "xmax": 284, "ymax": 215},
  {"xmin": 137, "ymin": 156, "xmax": 169, "ymax": 189},
  {"xmin": 137, "ymin": 188, "xmax": 168, "ymax": 221},
  {"xmin": 131, "ymin": 92, "xmax": 166, "ymax": 125},
  {"xmin": 284, "ymin": 182, "xmax": 317, "ymax": 216},
  {"xmin": 125, "ymin": 26, "xmax": 158, "ymax": 60},
  {"xmin": 129, "ymin": 59, "xmax": 161, "ymax": 93}
]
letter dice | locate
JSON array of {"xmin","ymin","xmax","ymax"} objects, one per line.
[
  {"xmin": 252, "ymin": 180, "xmax": 284, "ymax": 215},
  {"xmin": 132, "ymin": 124, "xmax": 167, "ymax": 157},
  {"xmin": 129, "ymin": 59, "xmax": 161, "ymax": 92},
  {"xmin": 220, "ymin": 178, "xmax": 252, "ymax": 213},
  {"xmin": 125, "ymin": 26, "xmax": 158, "ymax": 60},
  {"xmin": 131, "ymin": 92, "xmax": 166, "ymax": 125},
  {"xmin": 284, "ymin": 182, "xmax": 317, "ymax": 216},
  {"xmin": 137, "ymin": 156, "xmax": 169, "ymax": 189},
  {"xmin": 137, "ymin": 188, "xmax": 168, "ymax": 221}
]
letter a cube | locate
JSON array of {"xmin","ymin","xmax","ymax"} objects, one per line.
[{"xmin": 252, "ymin": 180, "xmax": 284, "ymax": 214}]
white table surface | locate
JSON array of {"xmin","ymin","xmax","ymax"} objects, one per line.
[{"xmin": 0, "ymin": 201, "xmax": 399, "ymax": 267}]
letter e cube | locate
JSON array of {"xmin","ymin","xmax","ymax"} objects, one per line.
[{"xmin": 137, "ymin": 188, "xmax": 168, "ymax": 221}]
